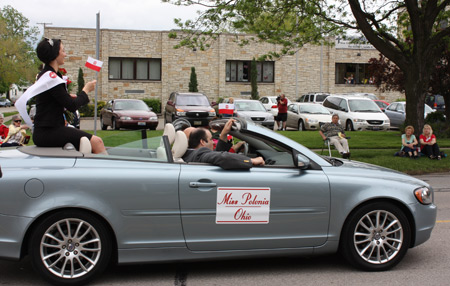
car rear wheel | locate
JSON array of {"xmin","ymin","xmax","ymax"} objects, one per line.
[
  {"xmin": 29, "ymin": 210, "xmax": 113, "ymax": 286},
  {"xmin": 298, "ymin": 120, "xmax": 304, "ymax": 131},
  {"xmin": 340, "ymin": 202, "xmax": 411, "ymax": 271},
  {"xmin": 346, "ymin": 120, "xmax": 354, "ymax": 131},
  {"xmin": 100, "ymin": 117, "xmax": 107, "ymax": 130}
]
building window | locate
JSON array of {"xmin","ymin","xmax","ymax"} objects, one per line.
[
  {"xmin": 109, "ymin": 58, "xmax": 161, "ymax": 81},
  {"xmin": 335, "ymin": 63, "xmax": 372, "ymax": 84},
  {"xmin": 226, "ymin": 60, "xmax": 274, "ymax": 83}
]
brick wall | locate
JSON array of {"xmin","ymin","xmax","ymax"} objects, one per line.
[{"xmin": 45, "ymin": 27, "xmax": 403, "ymax": 109}]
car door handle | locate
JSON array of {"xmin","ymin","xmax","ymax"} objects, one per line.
[{"xmin": 189, "ymin": 182, "xmax": 217, "ymax": 188}]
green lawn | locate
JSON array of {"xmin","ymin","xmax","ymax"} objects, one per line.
[{"xmin": 22, "ymin": 128, "xmax": 450, "ymax": 175}]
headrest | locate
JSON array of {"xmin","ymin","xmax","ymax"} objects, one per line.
[
  {"xmin": 172, "ymin": 131, "xmax": 188, "ymax": 158},
  {"xmin": 79, "ymin": 136, "xmax": 92, "ymax": 154},
  {"xmin": 163, "ymin": 123, "xmax": 176, "ymax": 145}
]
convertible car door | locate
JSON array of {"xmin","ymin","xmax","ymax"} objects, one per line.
[{"xmin": 179, "ymin": 164, "xmax": 330, "ymax": 251}]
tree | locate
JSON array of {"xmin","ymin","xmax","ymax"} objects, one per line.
[
  {"xmin": 77, "ymin": 68, "xmax": 85, "ymax": 95},
  {"xmin": 164, "ymin": 0, "xmax": 450, "ymax": 133},
  {"xmin": 189, "ymin": 67, "xmax": 198, "ymax": 92},
  {"xmin": 0, "ymin": 5, "xmax": 39, "ymax": 97},
  {"xmin": 250, "ymin": 58, "xmax": 258, "ymax": 100},
  {"xmin": 369, "ymin": 47, "xmax": 450, "ymax": 120}
]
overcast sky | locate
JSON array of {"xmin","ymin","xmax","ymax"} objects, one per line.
[{"xmin": 1, "ymin": 0, "xmax": 203, "ymax": 35}]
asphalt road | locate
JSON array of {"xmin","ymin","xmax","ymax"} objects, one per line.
[{"xmin": 0, "ymin": 173, "xmax": 449, "ymax": 286}]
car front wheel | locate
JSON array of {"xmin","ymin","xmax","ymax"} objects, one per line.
[
  {"xmin": 340, "ymin": 202, "xmax": 411, "ymax": 271},
  {"xmin": 346, "ymin": 120, "xmax": 354, "ymax": 131},
  {"xmin": 298, "ymin": 120, "xmax": 304, "ymax": 131},
  {"xmin": 29, "ymin": 210, "xmax": 113, "ymax": 286}
]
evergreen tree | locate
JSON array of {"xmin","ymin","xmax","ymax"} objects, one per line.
[
  {"xmin": 250, "ymin": 58, "xmax": 258, "ymax": 100},
  {"xmin": 189, "ymin": 67, "xmax": 198, "ymax": 92},
  {"xmin": 77, "ymin": 68, "xmax": 85, "ymax": 95}
]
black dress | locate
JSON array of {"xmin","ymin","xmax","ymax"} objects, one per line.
[{"xmin": 33, "ymin": 65, "xmax": 93, "ymax": 150}]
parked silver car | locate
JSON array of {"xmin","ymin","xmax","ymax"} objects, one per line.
[
  {"xmin": 384, "ymin": 101, "xmax": 434, "ymax": 128},
  {"xmin": 234, "ymin": 99, "xmax": 275, "ymax": 129},
  {"xmin": 0, "ymin": 119, "xmax": 436, "ymax": 285},
  {"xmin": 286, "ymin": 102, "xmax": 332, "ymax": 130}
]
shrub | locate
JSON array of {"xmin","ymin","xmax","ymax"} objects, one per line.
[
  {"xmin": 79, "ymin": 101, "xmax": 106, "ymax": 117},
  {"xmin": 143, "ymin": 98, "xmax": 161, "ymax": 113}
]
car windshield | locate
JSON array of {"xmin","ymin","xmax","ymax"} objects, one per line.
[
  {"xmin": 375, "ymin": 101, "xmax": 388, "ymax": 108},
  {"xmin": 348, "ymin": 99, "xmax": 381, "ymax": 112},
  {"xmin": 114, "ymin": 101, "xmax": 149, "ymax": 111},
  {"xmin": 235, "ymin": 101, "xmax": 266, "ymax": 112},
  {"xmin": 299, "ymin": 104, "xmax": 330, "ymax": 114},
  {"xmin": 177, "ymin": 95, "xmax": 210, "ymax": 106},
  {"xmin": 97, "ymin": 131, "xmax": 169, "ymax": 162}
]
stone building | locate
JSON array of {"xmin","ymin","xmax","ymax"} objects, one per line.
[{"xmin": 44, "ymin": 27, "xmax": 402, "ymax": 109}]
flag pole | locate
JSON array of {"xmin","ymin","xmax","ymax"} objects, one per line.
[{"xmin": 94, "ymin": 12, "xmax": 100, "ymax": 135}]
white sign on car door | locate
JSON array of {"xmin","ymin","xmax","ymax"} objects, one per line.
[{"xmin": 216, "ymin": 187, "xmax": 271, "ymax": 224}]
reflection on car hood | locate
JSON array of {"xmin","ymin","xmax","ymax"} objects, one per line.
[
  {"xmin": 326, "ymin": 159, "xmax": 428, "ymax": 187},
  {"xmin": 236, "ymin": 111, "xmax": 272, "ymax": 118},
  {"xmin": 114, "ymin": 110, "xmax": 156, "ymax": 117},
  {"xmin": 176, "ymin": 105, "xmax": 212, "ymax": 111}
]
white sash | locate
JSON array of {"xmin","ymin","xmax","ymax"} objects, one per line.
[{"xmin": 15, "ymin": 71, "xmax": 66, "ymax": 128}]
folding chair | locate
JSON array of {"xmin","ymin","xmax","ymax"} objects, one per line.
[{"xmin": 321, "ymin": 138, "xmax": 332, "ymax": 156}]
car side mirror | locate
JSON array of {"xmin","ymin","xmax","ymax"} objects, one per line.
[
  {"xmin": 266, "ymin": 107, "xmax": 271, "ymax": 112},
  {"xmin": 211, "ymin": 101, "xmax": 217, "ymax": 106},
  {"xmin": 167, "ymin": 100, "xmax": 174, "ymax": 106},
  {"xmin": 294, "ymin": 153, "xmax": 310, "ymax": 170}
]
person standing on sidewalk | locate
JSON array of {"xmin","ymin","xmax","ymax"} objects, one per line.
[{"xmin": 276, "ymin": 94, "xmax": 288, "ymax": 131}]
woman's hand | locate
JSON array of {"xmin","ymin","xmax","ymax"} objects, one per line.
[{"xmin": 82, "ymin": 80, "xmax": 97, "ymax": 94}]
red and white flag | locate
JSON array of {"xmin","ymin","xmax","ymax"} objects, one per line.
[
  {"xmin": 85, "ymin": 56, "xmax": 103, "ymax": 72},
  {"xmin": 219, "ymin": 103, "xmax": 235, "ymax": 115}
]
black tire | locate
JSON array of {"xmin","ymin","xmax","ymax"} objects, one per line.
[
  {"xmin": 346, "ymin": 120, "xmax": 354, "ymax": 131},
  {"xmin": 112, "ymin": 118, "xmax": 119, "ymax": 130},
  {"xmin": 298, "ymin": 120, "xmax": 304, "ymax": 131},
  {"xmin": 100, "ymin": 117, "xmax": 107, "ymax": 130},
  {"xmin": 29, "ymin": 210, "xmax": 113, "ymax": 286},
  {"xmin": 340, "ymin": 202, "xmax": 411, "ymax": 271}
]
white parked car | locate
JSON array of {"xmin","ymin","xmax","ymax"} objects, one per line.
[
  {"xmin": 286, "ymin": 103, "xmax": 332, "ymax": 131},
  {"xmin": 322, "ymin": 95, "xmax": 390, "ymax": 131},
  {"xmin": 259, "ymin": 96, "xmax": 292, "ymax": 116}
]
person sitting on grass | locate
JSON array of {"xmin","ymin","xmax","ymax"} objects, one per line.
[
  {"xmin": 420, "ymin": 124, "xmax": 442, "ymax": 160},
  {"xmin": 401, "ymin": 125, "xmax": 419, "ymax": 159}
]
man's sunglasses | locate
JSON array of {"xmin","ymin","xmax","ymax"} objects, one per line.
[{"xmin": 14, "ymin": 120, "xmax": 22, "ymax": 123}]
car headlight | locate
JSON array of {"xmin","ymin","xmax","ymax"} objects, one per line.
[
  {"xmin": 176, "ymin": 109, "xmax": 186, "ymax": 116},
  {"xmin": 307, "ymin": 118, "xmax": 318, "ymax": 124},
  {"xmin": 121, "ymin": 116, "xmax": 132, "ymax": 120},
  {"xmin": 353, "ymin": 119, "xmax": 365, "ymax": 123},
  {"xmin": 209, "ymin": 109, "xmax": 216, "ymax": 116},
  {"xmin": 414, "ymin": 187, "xmax": 433, "ymax": 205},
  {"xmin": 385, "ymin": 119, "xmax": 390, "ymax": 124},
  {"xmin": 150, "ymin": 116, "xmax": 158, "ymax": 121}
]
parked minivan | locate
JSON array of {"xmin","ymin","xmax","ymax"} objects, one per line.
[
  {"xmin": 164, "ymin": 92, "xmax": 216, "ymax": 127},
  {"xmin": 425, "ymin": 94, "xmax": 445, "ymax": 112},
  {"xmin": 322, "ymin": 95, "xmax": 390, "ymax": 131}
]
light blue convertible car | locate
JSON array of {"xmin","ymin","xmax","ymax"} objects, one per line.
[{"xmin": 0, "ymin": 119, "xmax": 436, "ymax": 285}]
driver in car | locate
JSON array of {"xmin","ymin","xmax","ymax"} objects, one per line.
[{"xmin": 183, "ymin": 119, "xmax": 265, "ymax": 169}]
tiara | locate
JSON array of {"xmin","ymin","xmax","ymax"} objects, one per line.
[{"xmin": 45, "ymin": 38, "xmax": 54, "ymax": 46}]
